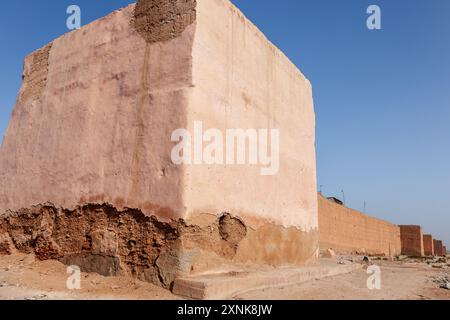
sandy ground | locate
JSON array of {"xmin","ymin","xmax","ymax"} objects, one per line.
[
  {"xmin": 0, "ymin": 253, "xmax": 179, "ymax": 300},
  {"xmin": 236, "ymin": 258, "xmax": 450, "ymax": 300},
  {"xmin": 0, "ymin": 253, "xmax": 449, "ymax": 300}
]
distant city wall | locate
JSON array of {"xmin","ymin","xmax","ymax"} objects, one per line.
[
  {"xmin": 399, "ymin": 225, "xmax": 424, "ymax": 257},
  {"xmin": 423, "ymin": 234, "xmax": 434, "ymax": 256},
  {"xmin": 318, "ymin": 194, "xmax": 401, "ymax": 256},
  {"xmin": 434, "ymin": 240, "xmax": 444, "ymax": 256}
]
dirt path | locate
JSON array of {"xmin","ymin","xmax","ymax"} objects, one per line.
[
  {"xmin": 236, "ymin": 259, "xmax": 450, "ymax": 300},
  {"xmin": 0, "ymin": 253, "xmax": 449, "ymax": 300}
]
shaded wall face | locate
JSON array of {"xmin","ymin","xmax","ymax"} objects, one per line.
[
  {"xmin": 399, "ymin": 226, "xmax": 424, "ymax": 257},
  {"xmin": 318, "ymin": 194, "xmax": 401, "ymax": 256},
  {"xmin": 0, "ymin": 4, "xmax": 195, "ymax": 221},
  {"xmin": 423, "ymin": 235, "xmax": 434, "ymax": 256},
  {"xmin": 434, "ymin": 240, "xmax": 444, "ymax": 256}
]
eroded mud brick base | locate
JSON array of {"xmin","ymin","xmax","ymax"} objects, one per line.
[{"xmin": 0, "ymin": 205, "xmax": 318, "ymax": 288}]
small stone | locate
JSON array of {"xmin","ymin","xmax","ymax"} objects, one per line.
[
  {"xmin": 90, "ymin": 229, "xmax": 118, "ymax": 256},
  {"xmin": 323, "ymin": 248, "xmax": 336, "ymax": 258},
  {"xmin": 25, "ymin": 294, "xmax": 48, "ymax": 301},
  {"xmin": 440, "ymin": 282, "xmax": 450, "ymax": 290}
]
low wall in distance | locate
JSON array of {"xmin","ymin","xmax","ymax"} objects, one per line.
[
  {"xmin": 318, "ymin": 194, "xmax": 401, "ymax": 257},
  {"xmin": 399, "ymin": 225, "xmax": 424, "ymax": 257},
  {"xmin": 423, "ymin": 234, "xmax": 434, "ymax": 256},
  {"xmin": 434, "ymin": 240, "xmax": 444, "ymax": 256}
]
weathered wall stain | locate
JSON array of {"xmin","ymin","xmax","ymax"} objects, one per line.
[
  {"xmin": 19, "ymin": 43, "xmax": 53, "ymax": 103},
  {"xmin": 133, "ymin": 0, "xmax": 197, "ymax": 43}
]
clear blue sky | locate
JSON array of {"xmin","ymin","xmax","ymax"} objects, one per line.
[{"xmin": 0, "ymin": 1, "xmax": 449, "ymax": 245}]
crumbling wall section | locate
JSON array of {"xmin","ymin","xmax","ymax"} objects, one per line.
[
  {"xmin": 0, "ymin": 204, "xmax": 252, "ymax": 288},
  {"xmin": 18, "ymin": 43, "xmax": 53, "ymax": 104}
]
